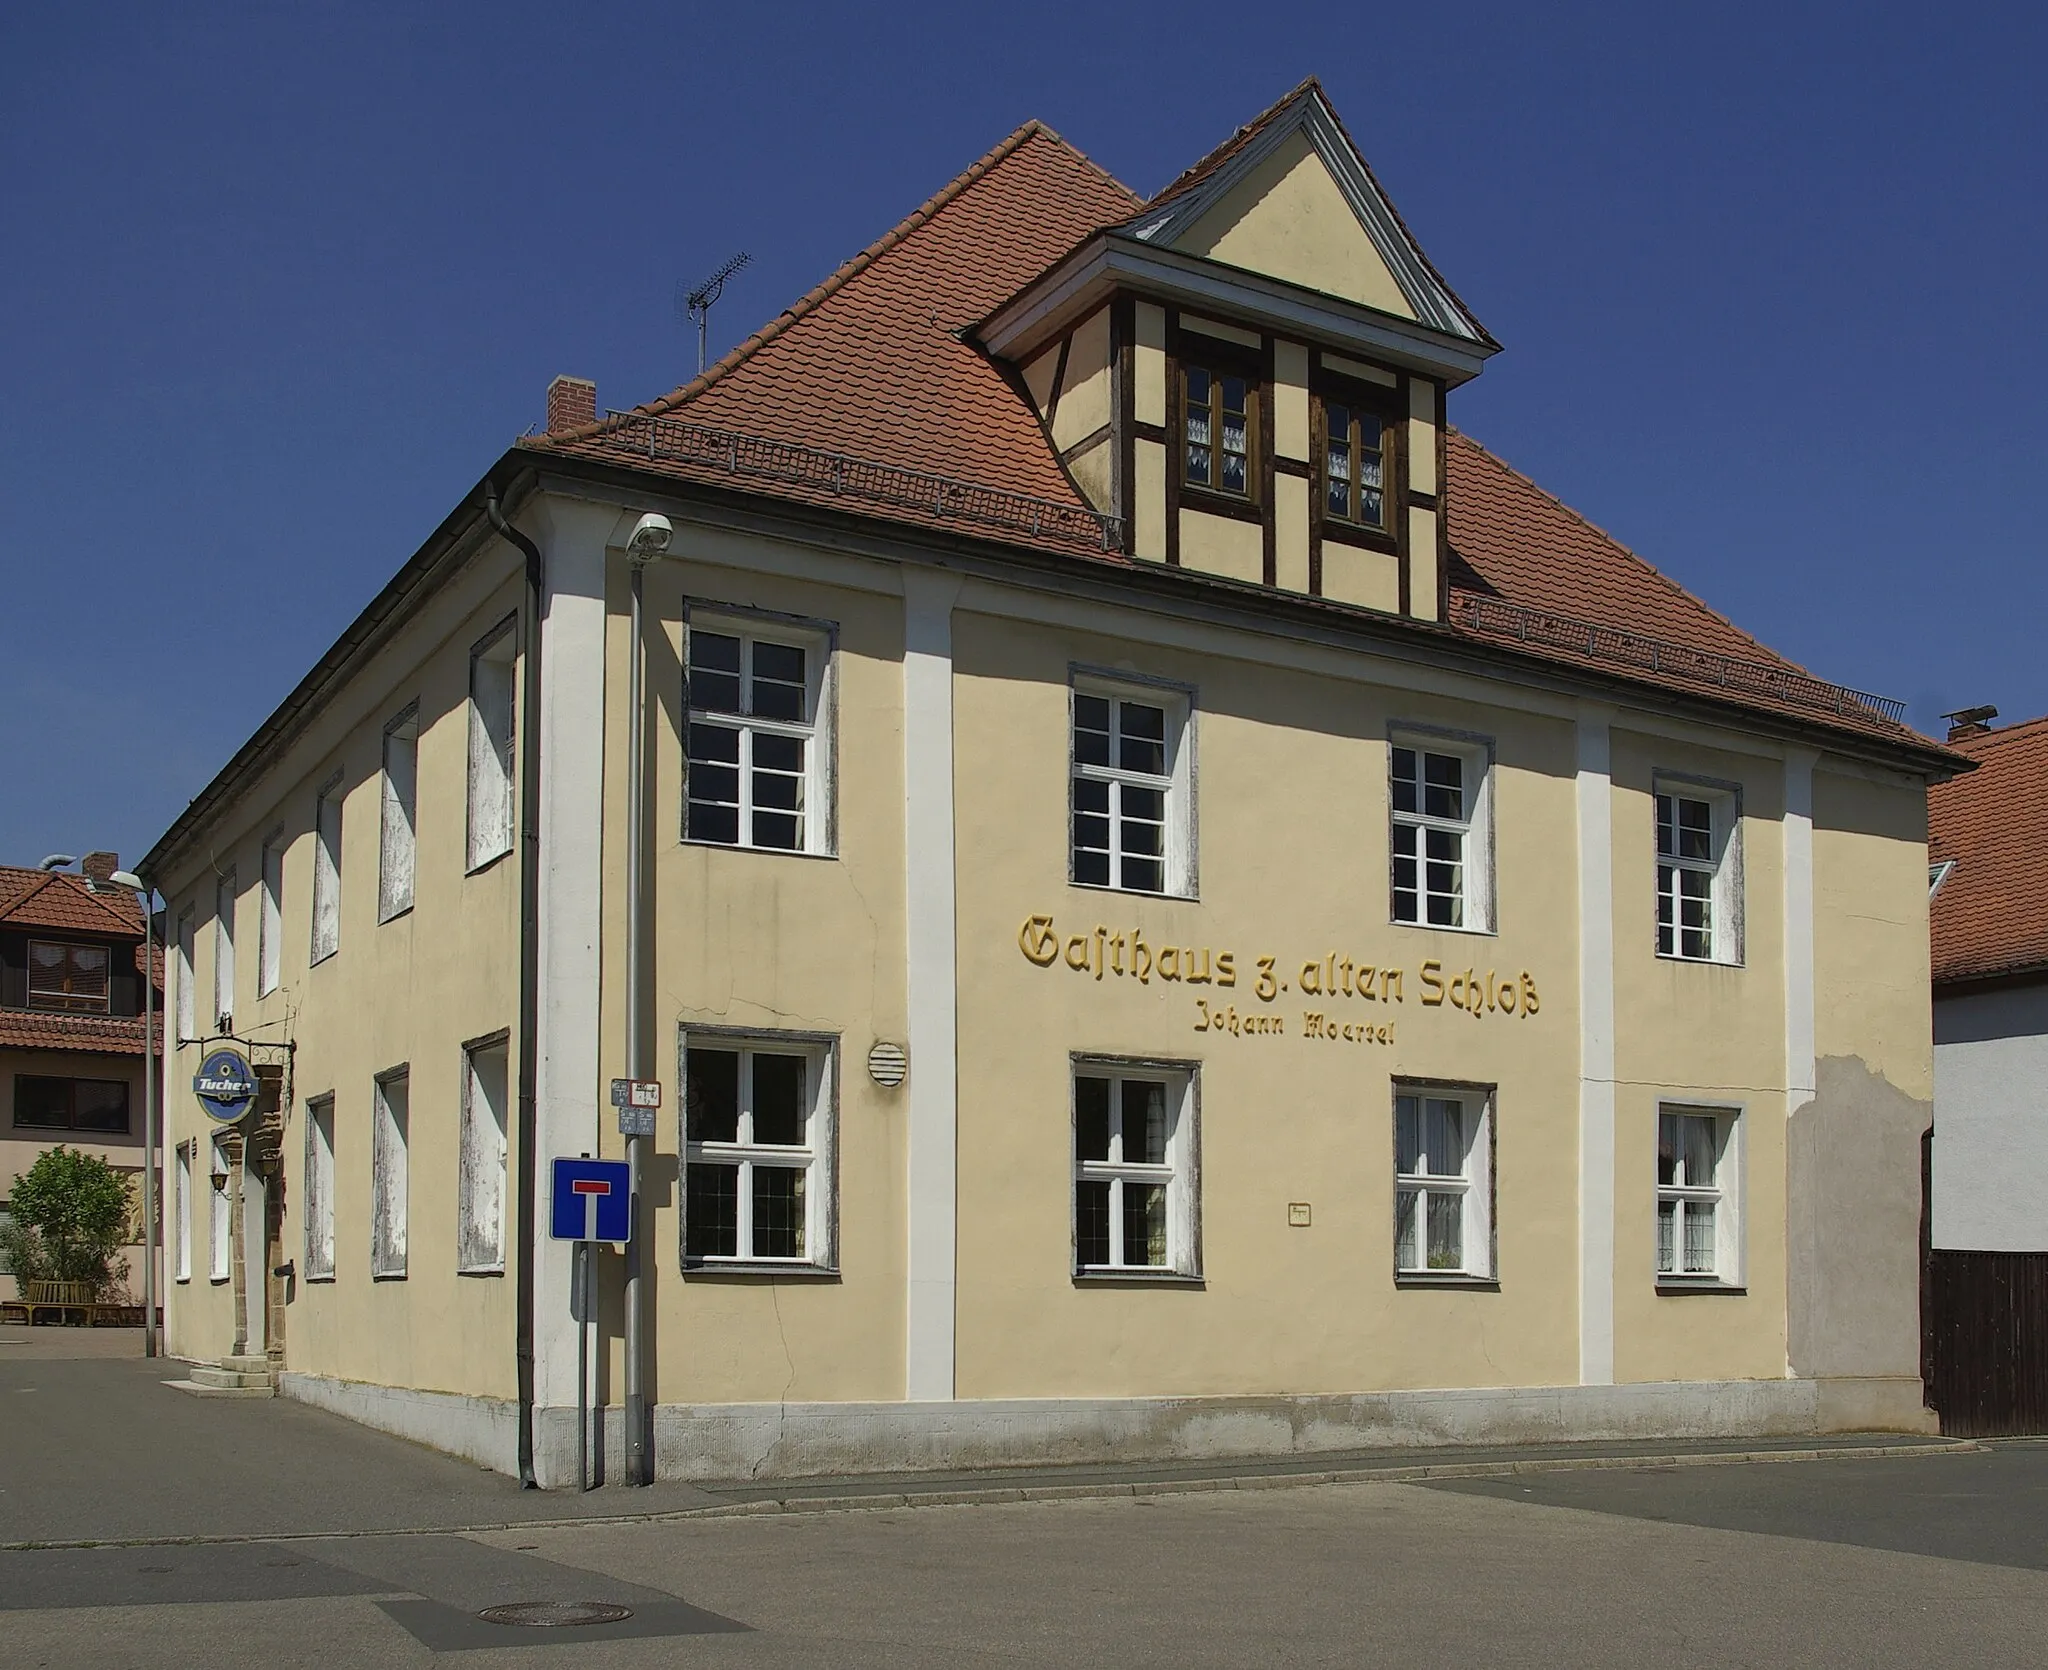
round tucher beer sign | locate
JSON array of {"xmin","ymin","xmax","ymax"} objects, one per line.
[{"xmin": 193, "ymin": 1047, "xmax": 261, "ymax": 1124}]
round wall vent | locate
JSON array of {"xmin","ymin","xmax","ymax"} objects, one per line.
[{"xmin": 867, "ymin": 1041, "xmax": 908, "ymax": 1088}]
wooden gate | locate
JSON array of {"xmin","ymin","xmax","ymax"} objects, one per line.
[{"xmin": 1923, "ymin": 1252, "xmax": 2048, "ymax": 1436}]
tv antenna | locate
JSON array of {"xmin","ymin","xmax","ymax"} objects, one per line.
[{"xmin": 679, "ymin": 251, "xmax": 752, "ymax": 374}]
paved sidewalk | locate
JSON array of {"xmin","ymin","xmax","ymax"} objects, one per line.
[{"xmin": 0, "ymin": 1333, "xmax": 1970, "ymax": 1548}]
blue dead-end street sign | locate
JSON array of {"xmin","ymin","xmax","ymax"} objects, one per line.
[{"xmin": 550, "ymin": 1157, "xmax": 631, "ymax": 1243}]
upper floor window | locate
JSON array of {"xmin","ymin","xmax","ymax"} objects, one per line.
[
  {"xmin": 467, "ymin": 615, "xmax": 518, "ymax": 872},
  {"xmin": 685, "ymin": 616, "xmax": 830, "ymax": 855},
  {"xmin": 1071, "ymin": 678, "xmax": 1193, "ymax": 897},
  {"xmin": 15, "ymin": 1074, "xmax": 129, "ymax": 1134},
  {"xmin": 1390, "ymin": 733, "xmax": 1493, "ymax": 932},
  {"xmin": 1654, "ymin": 780, "xmax": 1741, "ymax": 965},
  {"xmin": 258, "ymin": 834, "xmax": 284, "ymax": 998},
  {"xmin": 1183, "ymin": 364, "xmax": 1253, "ymax": 498},
  {"xmin": 379, "ymin": 706, "xmax": 419, "ymax": 922},
  {"xmin": 27, "ymin": 940, "xmax": 110, "ymax": 1013},
  {"xmin": 310, "ymin": 774, "xmax": 343, "ymax": 965},
  {"xmin": 175, "ymin": 908, "xmax": 196, "ymax": 1040},
  {"xmin": 1323, "ymin": 401, "xmax": 1387, "ymax": 530},
  {"xmin": 213, "ymin": 870, "xmax": 236, "ymax": 1028}
]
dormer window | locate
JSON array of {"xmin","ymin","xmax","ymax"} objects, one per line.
[
  {"xmin": 1323, "ymin": 401, "xmax": 1386, "ymax": 530},
  {"xmin": 27, "ymin": 940, "xmax": 111, "ymax": 1014},
  {"xmin": 1182, "ymin": 363, "xmax": 1255, "ymax": 500}
]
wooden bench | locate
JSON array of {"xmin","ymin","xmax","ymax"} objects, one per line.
[{"xmin": 20, "ymin": 1280, "xmax": 100, "ymax": 1326}]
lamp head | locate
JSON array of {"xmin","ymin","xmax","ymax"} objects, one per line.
[{"xmin": 626, "ymin": 512, "xmax": 674, "ymax": 561}]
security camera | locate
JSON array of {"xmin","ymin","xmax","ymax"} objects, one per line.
[{"xmin": 626, "ymin": 512, "xmax": 674, "ymax": 559}]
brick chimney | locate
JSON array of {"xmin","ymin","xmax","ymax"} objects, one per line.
[
  {"xmin": 547, "ymin": 375, "xmax": 598, "ymax": 436},
  {"xmin": 81, "ymin": 850, "xmax": 119, "ymax": 884},
  {"xmin": 1943, "ymin": 706, "xmax": 1999, "ymax": 743}
]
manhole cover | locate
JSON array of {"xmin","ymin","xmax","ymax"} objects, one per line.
[{"xmin": 477, "ymin": 1601, "xmax": 634, "ymax": 1628}]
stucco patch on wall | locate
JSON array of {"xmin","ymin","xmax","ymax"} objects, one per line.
[{"xmin": 1787, "ymin": 1054, "xmax": 1930, "ymax": 1382}]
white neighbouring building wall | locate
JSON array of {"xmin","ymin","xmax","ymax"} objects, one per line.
[{"xmin": 1932, "ymin": 980, "xmax": 2048, "ymax": 1252}]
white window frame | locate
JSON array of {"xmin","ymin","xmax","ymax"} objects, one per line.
[
  {"xmin": 682, "ymin": 608, "xmax": 835, "ymax": 857},
  {"xmin": 311, "ymin": 772, "xmax": 343, "ymax": 965},
  {"xmin": 679, "ymin": 1030, "xmax": 838, "ymax": 1271},
  {"xmin": 213, "ymin": 869, "xmax": 236, "ymax": 1030},
  {"xmin": 378, "ymin": 705, "xmax": 419, "ymax": 923},
  {"xmin": 1393, "ymin": 1083, "xmax": 1496, "ymax": 1282},
  {"xmin": 371, "ymin": 1067, "xmax": 409, "ymax": 1279},
  {"xmin": 1653, "ymin": 776, "xmax": 1743, "ymax": 966},
  {"xmin": 304, "ymin": 1094, "xmax": 336, "ymax": 1281},
  {"xmin": 1389, "ymin": 728, "xmax": 1495, "ymax": 933},
  {"xmin": 1656, "ymin": 1103, "xmax": 1744, "ymax": 1287},
  {"xmin": 1069, "ymin": 671, "xmax": 1196, "ymax": 899},
  {"xmin": 467, "ymin": 614, "xmax": 518, "ymax": 872},
  {"xmin": 1070, "ymin": 1058, "xmax": 1201, "ymax": 1279},
  {"xmin": 457, "ymin": 1035, "xmax": 510, "ymax": 1275},
  {"xmin": 208, "ymin": 1131, "xmax": 230, "ymax": 1283},
  {"xmin": 258, "ymin": 831, "xmax": 284, "ymax": 998},
  {"xmin": 173, "ymin": 1141, "xmax": 192, "ymax": 1283},
  {"xmin": 174, "ymin": 907, "xmax": 196, "ymax": 1042}
]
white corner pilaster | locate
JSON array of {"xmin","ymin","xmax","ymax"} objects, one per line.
[
  {"xmin": 1576, "ymin": 703, "xmax": 1616, "ymax": 1387},
  {"xmin": 1783, "ymin": 748, "xmax": 1818, "ymax": 1108},
  {"xmin": 902, "ymin": 568, "xmax": 962, "ymax": 1402},
  {"xmin": 529, "ymin": 495, "xmax": 614, "ymax": 1460}
]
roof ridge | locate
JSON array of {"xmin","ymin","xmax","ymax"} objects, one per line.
[
  {"xmin": 1951, "ymin": 712, "xmax": 2048, "ymax": 751},
  {"xmin": 547, "ymin": 121, "xmax": 1137, "ymax": 445},
  {"xmin": 1448, "ymin": 428, "xmax": 1801, "ymax": 674},
  {"xmin": 1142, "ymin": 76, "xmax": 1323, "ymax": 209}
]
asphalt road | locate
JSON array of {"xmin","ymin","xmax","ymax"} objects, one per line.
[{"xmin": 4, "ymin": 1333, "xmax": 2044, "ymax": 1665}]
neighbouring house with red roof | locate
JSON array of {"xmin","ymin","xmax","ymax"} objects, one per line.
[
  {"xmin": 1, "ymin": 854, "xmax": 162, "ymax": 1306},
  {"xmin": 1930, "ymin": 713, "xmax": 2048, "ymax": 1251},
  {"xmin": 144, "ymin": 81, "xmax": 1958, "ymax": 1482}
]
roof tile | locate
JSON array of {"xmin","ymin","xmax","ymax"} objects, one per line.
[{"xmin": 1930, "ymin": 716, "xmax": 2048, "ymax": 986}]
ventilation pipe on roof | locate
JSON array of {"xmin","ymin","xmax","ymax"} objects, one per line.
[
  {"xmin": 484, "ymin": 480, "xmax": 545, "ymax": 1491},
  {"xmin": 38, "ymin": 854, "xmax": 78, "ymax": 870}
]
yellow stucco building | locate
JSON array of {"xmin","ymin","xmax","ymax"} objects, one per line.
[{"xmin": 146, "ymin": 83, "xmax": 1954, "ymax": 1484}]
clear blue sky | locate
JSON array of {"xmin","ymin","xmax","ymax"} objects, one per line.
[{"xmin": 3, "ymin": 2, "xmax": 2042, "ymax": 871}]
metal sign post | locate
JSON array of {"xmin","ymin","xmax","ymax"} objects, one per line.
[{"xmin": 550, "ymin": 1156, "xmax": 630, "ymax": 1491}]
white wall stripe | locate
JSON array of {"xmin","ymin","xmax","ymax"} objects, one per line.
[
  {"xmin": 1576, "ymin": 704, "xmax": 1616, "ymax": 1387},
  {"xmin": 530, "ymin": 498, "xmax": 613, "ymax": 1470},
  {"xmin": 902, "ymin": 569, "xmax": 963, "ymax": 1401},
  {"xmin": 1783, "ymin": 748, "xmax": 1818, "ymax": 1105}
]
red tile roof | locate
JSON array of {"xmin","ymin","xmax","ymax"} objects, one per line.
[
  {"xmin": 0, "ymin": 1008, "xmax": 158, "ymax": 1057},
  {"xmin": 528, "ymin": 100, "xmax": 1933, "ymax": 758},
  {"xmin": 1930, "ymin": 716, "xmax": 2048, "ymax": 987},
  {"xmin": 0, "ymin": 867, "xmax": 144, "ymax": 937}
]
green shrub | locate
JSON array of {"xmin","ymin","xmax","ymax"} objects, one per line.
[{"xmin": 0, "ymin": 1146, "xmax": 132, "ymax": 1294}]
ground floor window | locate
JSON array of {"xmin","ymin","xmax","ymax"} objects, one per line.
[
  {"xmin": 1394, "ymin": 1084, "xmax": 1495, "ymax": 1281},
  {"xmin": 371, "ymin": 1068, "xmax": 409, "ymax": 1280},
  {"xmin": 1657, "ymin": 1104, "xmax": 1742, "ymax": 1285},
  {"xmin": 1072, "ymin": 1061, "xmax": 1199, "ymax": 1278},
  {"xmin": 304, "ymin": 1095, "xmax": 335, "ymax": 1281},
  {"xmin": 208, "ymin": 1132, "xmax": 231, "ymax": 1282},
  {"xmin": 682, "ymin": 1034, "xmax": 836, "ymax": 1270},
  {"xmin": 458, "ymin": 1039, "xmax": 509, "ymax": 1274},
  {"xmin": 174, "ymin": 1143, "xmax": 191, "ymax": 1282}
]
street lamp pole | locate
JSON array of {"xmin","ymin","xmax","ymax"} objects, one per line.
[{"xmin": 111, "ymin": 871, "xmax": 158, "ymax": 1358}]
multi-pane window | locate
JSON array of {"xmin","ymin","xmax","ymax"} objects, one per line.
[
  {"xmin": 1072, "ymin": 685, "xmax": 1189, "ymax": 895},
  {"xmin": 1656, "ymin": 787, "xmax": 1738, "ymax": 962},
  {"xmin": 304, "ymin": 1095, "xmax": 335, "ymax": 1281},
  {"xmin": 311, "ymin": 777, "xmax": 343, "ymax": 964},
  {"xmin": 371, "ymin": 1068, "xmax": 409, "ymax": 1279},
  {"xmin": 467, "ymin": 616, "xmax": 518, "ymax": 871},
  {"xmin": 1657, "ymin": 1107, "xmax": 1739, "ymax": 1283},
  {"xmin": 26, "ymin": 940, "xmax": 110, "ymax": 1013},
  {"xmin": 213, "ymin": 870, "xmax": 236, "ymax": 1028},
  {"xmin": 379, "ymin": 707, "xmax": 419, "ymax": 922},
  {"xmin": 13, "ymin": 1075, "xmax": 129, "ymax": 1133},
  {"xmin": 1323, "ymin": 401, "xmax": 1386, "ymax": 528},
  {"xmin": 684, "ymin": 1040, "xmax": 833, "ymax": 1267},
  {"xmin": 1391, "ymin": 739, "xmax": 1491, "ymax": 930},
  {"xmin": 258, "ymin": 835, "xmax": 284, "ymax": 997},
  {"xmin": 1184, "ymin": 365, "xmax": 1251, "ymax": 496},
  {"xmin": 1072, "ymin": 1066, "xmax": 1198, "ymax": 1276},
  {"xmin": 1394, "ymin": 1088, "xmax": 1493, "ymax": 1279},
  {"xmin": 458, "ymin": 1039, "xmax": 509, "ymax": 1274},
  {"xmin": 685, "ymin": 622, "xmax": 825, "ymax": 853}
]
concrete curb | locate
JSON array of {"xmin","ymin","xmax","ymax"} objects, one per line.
[{"xmin": 0, "ymin": 1439, "xmax": 1977, "ymax": 1551}]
